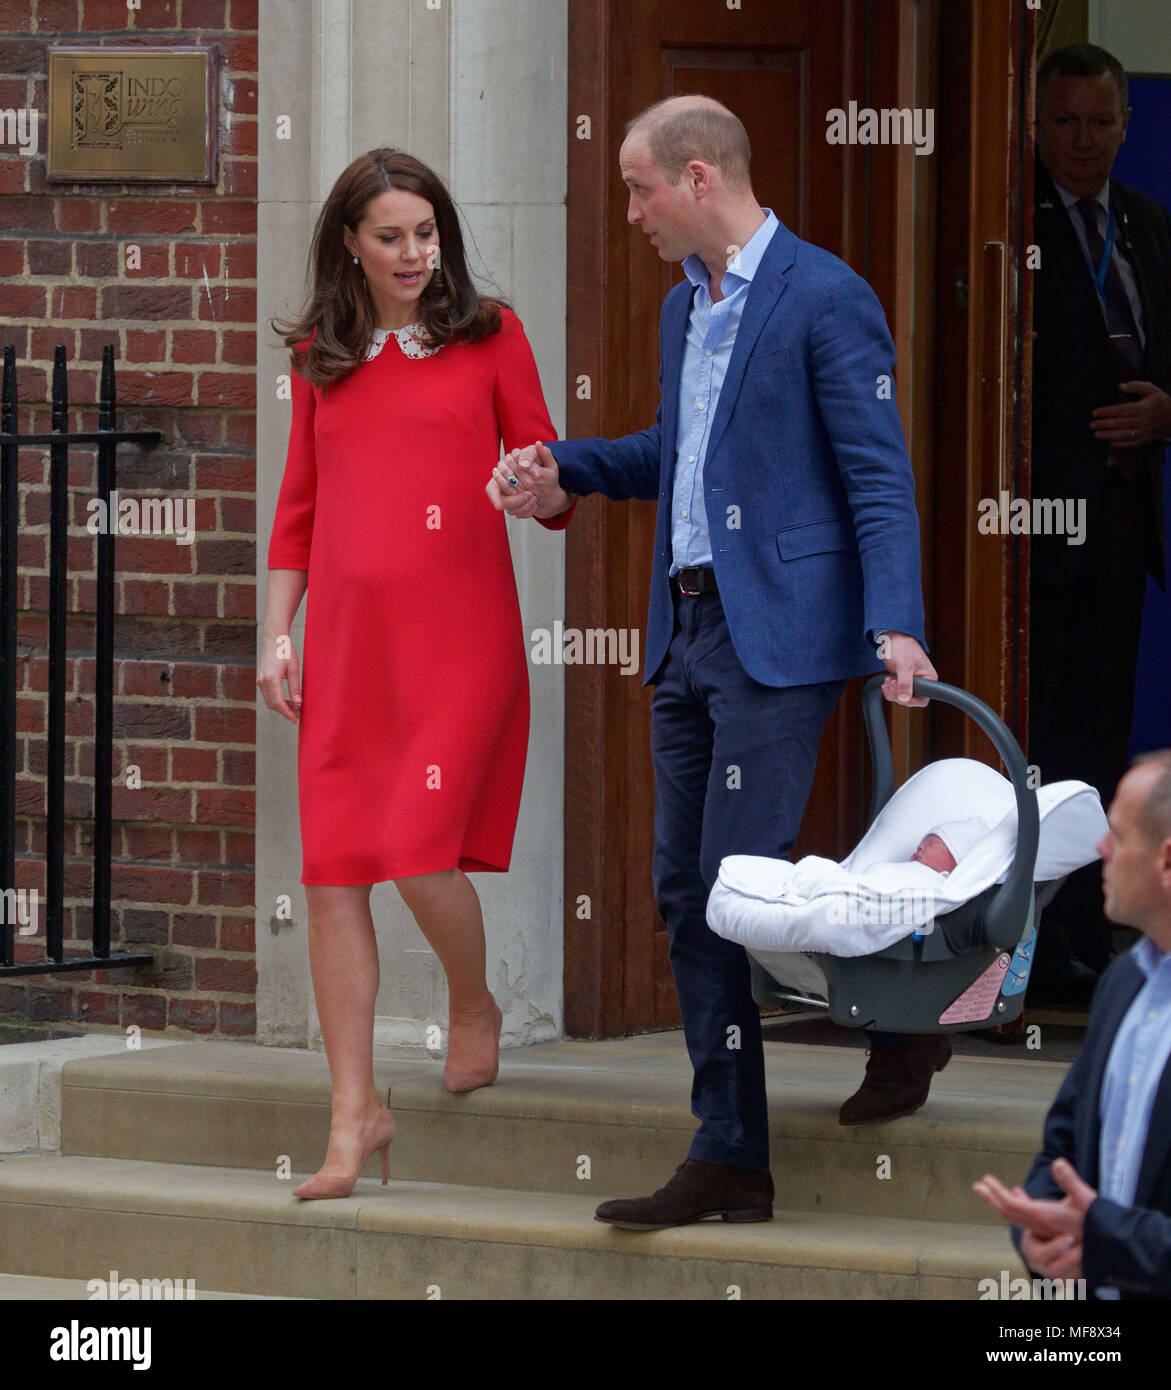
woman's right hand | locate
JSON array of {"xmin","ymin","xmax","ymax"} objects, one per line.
[
  {"xmin": 488, "ymin": 443, "xmax": 571, "ymax": 519},
  {"xmin": 257, "ymin": 629, "xmax": 302, "ymax": 723}
]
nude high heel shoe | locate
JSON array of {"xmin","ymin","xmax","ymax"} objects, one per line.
[
  {"xmin": 444, "ymin": 995, "xmax": 503, "ymax": 1092},
  {"xmin": 293, "ymin": 1089, "xmax": 396, "ymax": 1199}
]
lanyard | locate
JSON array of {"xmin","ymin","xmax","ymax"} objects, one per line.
[{"xmin": 1085, "ymin": 199, "xmax": 1116, "ymax": 300}]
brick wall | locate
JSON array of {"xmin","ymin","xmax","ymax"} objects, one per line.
[{"xmin": 0, "ymin": 0, "xmax": 259, "ymax": 1038}]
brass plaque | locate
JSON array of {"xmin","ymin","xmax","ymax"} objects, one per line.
[{"xmin": 47, "ymin": 45, "xmax": 217, "ymax": 183}]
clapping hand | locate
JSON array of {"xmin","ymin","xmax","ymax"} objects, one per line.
[{"xmin": 485, "ymin": 441, "xmax": 571, "ymax": 520}]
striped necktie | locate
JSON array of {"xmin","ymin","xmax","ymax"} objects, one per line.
[{"xmin": 1076, "ymin": 198, "xmax": 1143, "ymax": 478}]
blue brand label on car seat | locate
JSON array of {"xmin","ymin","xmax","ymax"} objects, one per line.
[{"xmin": 1001, "ymin": 916, "xmax": 1036, "ymax": 996}]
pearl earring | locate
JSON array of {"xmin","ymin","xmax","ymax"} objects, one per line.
[{"xmin": 352, "ymin": 254, "xmax": 358, "ymax": 263}]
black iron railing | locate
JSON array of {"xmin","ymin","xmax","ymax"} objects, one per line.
[{"xmin": 0, "ymin": 343, "xmax": 161, "ymax": 976}]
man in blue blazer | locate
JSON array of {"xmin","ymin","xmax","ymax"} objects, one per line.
[
  {"xmin": 489, "ymin": 95, "xmax": 937, "ymax": 1227},
  {"xmin": 975, "ymin": 749, "xmax": 1171, "ymax": 1298}
]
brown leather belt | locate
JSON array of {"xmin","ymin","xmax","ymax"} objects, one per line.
[{"xmin": 672, "ymin": 566, "xmax": 719, "ymax": 597}]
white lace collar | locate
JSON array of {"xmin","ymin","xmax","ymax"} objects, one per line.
[{"xmin": 364, "ymin": 321, "xmax": 440, "ymax": 361}]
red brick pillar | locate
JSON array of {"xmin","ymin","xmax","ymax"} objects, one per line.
[{"xmin": 0, "ymin": 0, "xmax": 260, "ymax": 1039}]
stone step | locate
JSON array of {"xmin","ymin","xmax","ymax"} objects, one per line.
[
  {"xmin": 0, "ymin": 1034, "xmax": 182, "ymax": 1154},
  {"xmin": 57, "ymin": 1035, "xmax": 1066, "ymax": 1226},
  {"xmin": 0, "ymin": 1153, "xmax": 1014, "ymax": 1301}
]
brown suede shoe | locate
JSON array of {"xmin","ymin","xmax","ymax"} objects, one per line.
[
  {"xmin": 838, "ymin": 1035, "xmax": 952, "ymax": 1126},
  {"xmin": 594, "ymin": 1159, "xmax": 774, "ymax": 1230}
]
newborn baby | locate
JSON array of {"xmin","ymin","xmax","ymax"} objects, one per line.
[
  {"xmin": 911, "ymin": 833, "xmax": 957, "ymax": 872},
  {"xmin": 778, "ymin": 816, "xmax": 990, "ymax": 903},
  {"xmin": 909, "ymin": 818, "xmax": 989, "ymax": 874}
]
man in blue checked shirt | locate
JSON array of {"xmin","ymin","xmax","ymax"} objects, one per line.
[
  {"xmin": 975, "ymin": 748, "xmax": 1171, "ymax": 1299},
  {"xmin": 488, "ymin": 93, "xmax": 938, "ymax": 1228}
]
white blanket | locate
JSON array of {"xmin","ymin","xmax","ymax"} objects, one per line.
[{"xmin": 706, "ymin": 758, "xmax": 1107, "ymax": 958}]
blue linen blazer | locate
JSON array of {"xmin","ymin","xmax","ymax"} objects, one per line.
[
  {"xmin": 1011, "ymin": 950, "xmax": 1171, "ymax": 1299},
  {"xmin": 544, "ymin": 218, "xmax": 927, "ymax": 688}
]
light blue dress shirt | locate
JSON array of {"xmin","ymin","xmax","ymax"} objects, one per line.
[
  {"xmin": 669, "ymin": 208, "xmax": 780, "ymax": 575},
  {"xmin": 1095, "ymin": 935, "xmax": 1171, "ymax": 1297}
]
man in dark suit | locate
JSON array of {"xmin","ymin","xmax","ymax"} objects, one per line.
[
  {"xmin": 487, "ymin": 95, "xmax": 940, "ymax": 1226},
  {"xmin": 1029, "ymin": 44, "xmax": 1171, "ymax": 1002},
  {"xmin": 975, "ymin": 748, "xmax": 1171, "ymax": 1299}
]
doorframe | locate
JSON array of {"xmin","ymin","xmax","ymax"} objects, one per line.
[
  {"xmin": 562, "ymin": 0, "xmax": 623, "ymax": 1038},
  {"xmin": 559, "ymin": 0, "xmax": 1031, "ymax": 1039}
]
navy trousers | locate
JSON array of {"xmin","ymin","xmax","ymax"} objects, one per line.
[{"xmin": 650, "ymin": 585, "xmax": 846, "ymax": 1171}]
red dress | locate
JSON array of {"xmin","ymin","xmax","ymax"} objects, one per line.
[{"xmin": 267, "ymin": 306, "xmax": 572, "ymax": 885}]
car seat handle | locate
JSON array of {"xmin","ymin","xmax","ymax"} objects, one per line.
[{"xmin": 860, "ymin": 675, "xmax": 1040, "ymax": 950}]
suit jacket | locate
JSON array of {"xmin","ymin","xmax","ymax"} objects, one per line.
[
  {"xmin": 1032, "ymin": 159, "xmax": 1171, "ymax": 588},
  {"xmin": 544, "ymin": 219, "xmax": 927, "ymax": 688},
  {"xmin": 1011, "ymin": 950, "xmax": 1171, "ymax": 1299}
]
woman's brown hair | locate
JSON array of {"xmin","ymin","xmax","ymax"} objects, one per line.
[{"xmin": 269, "ymin": 148, "xmax": 508, "ymax": 390}]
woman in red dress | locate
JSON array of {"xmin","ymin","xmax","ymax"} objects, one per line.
[{"xmin": 258, "ymin": 149, "xmax": 573, "ymax": 1199}]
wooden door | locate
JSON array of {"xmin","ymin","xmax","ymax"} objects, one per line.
[
  {"xmin": 565, "ymin": 0, "xmax": 871, "ymax": 1038},
  {"xmin": 561, "ymin": 0, "xmax": 1029, "ymax": 1038}
]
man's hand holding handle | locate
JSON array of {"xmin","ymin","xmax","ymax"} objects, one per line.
[{"xmin": 877, "ymin": 630, "xmax": 937, "ymax": 707}]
